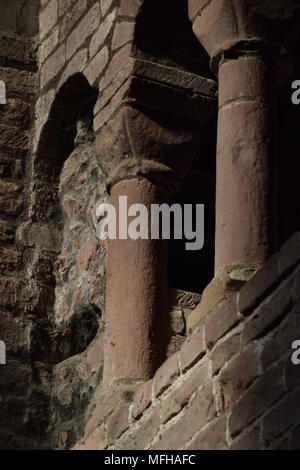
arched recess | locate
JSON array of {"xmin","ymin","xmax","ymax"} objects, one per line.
[
  {"xmin": 29, "ymin": 73, "xmax": 105, "ymax": 364},
  {"xmin": 134, "ymin": 0, "xmax": 212, "ymax": 77},
  {"xmin": 29, "ymin": 73, "xmax": 112, "ymax": 449}
]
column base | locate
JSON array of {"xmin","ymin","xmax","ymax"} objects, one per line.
[{"xmin": 187, "ymin": 263, "xmax": 261, "ymax": 333}]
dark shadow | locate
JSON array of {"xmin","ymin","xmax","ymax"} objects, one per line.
[
  {"xmin": 134, "ymin": 0, "xmax": 213, "ymax": 78},
  {"xmin": 278, "ymin": 33, "xmax": 300, "ymax": 245},
  {"xmin": 168, "ymin": 116, "xmax": 217, "ymax": 294}
]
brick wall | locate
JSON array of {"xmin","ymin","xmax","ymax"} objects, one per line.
[
  {"xmin": 75, "ymin": 232, "xmax": 300, "ymax": 450},
  {"xmin": 35, "ymin": 0, "xmax": 136, "ymax": 147},
  {"xmin": 1, "ymin": 0, "xmax": 299, "ymax": 452}
]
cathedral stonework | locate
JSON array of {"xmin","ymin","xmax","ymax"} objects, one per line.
[{"xmin": 0, "ymin": 0, "xmax": 300, "ymax": 451}]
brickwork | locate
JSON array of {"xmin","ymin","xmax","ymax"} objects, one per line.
[
  {"xmin": 0, "ymin": 0, "xmax": 300, "ymax": 451},
  {"xmin": 76, "ymin": 232, "xmax": 300, "ymax": 450},
  {"xmin": 35, "ymin": 0, "xmax": 131, "ymax": 147}
]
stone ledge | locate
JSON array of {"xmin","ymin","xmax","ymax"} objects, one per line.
[
  {"xmin": 94, "ymin": 58, "xmax": 218, "ymax": 132},
  {"xmin": 239, "ymin": 231, "xmax": 300, "ymax": 315}
]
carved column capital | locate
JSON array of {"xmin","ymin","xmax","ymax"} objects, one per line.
[
  {"xmin": 96, "ymin": 105, "xmax": 202, "ymax": 197},
  {"xmin": 189, "ymin": 0, "xmax": 296, "ymax": 82},
  {"xmin": 210, "ymin": 39, "xmax": 292, "ymax": 83}
]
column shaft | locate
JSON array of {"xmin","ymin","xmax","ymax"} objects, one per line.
[
  {"xmin": 103, "ymin": 178, "xmax": 168, "ymax": 385},
  {"xmin": 215, "ymin": 53, "xmax": 278, "ymax": 272}
]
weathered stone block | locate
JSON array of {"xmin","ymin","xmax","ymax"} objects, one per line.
[
  {"xmin": 161, "ymin": 359, "xmax": 209, "ymax": 424},
  {"xmin": 66, "ymin": 4, "xmax": 100, "ymax": 60},
  {"xmin": 40, "ymin": 44, "xmax": 66, "ymax": 89},
  {"xmin": 0, "ymin": 125, "xmax": 28, "ymax": 150},
  {"xmin": 229, "ymin": 362, "xmax": 286, "ymax": 437},
  {"xmin": 0, "ymin": 98, "xmax": 31, "ymax": 127},
  {"xmin": 0, "ymin": 247, "xmax": 22, "ymax": 272},
  {"xmin": 0, "ymin": 33, "xmax": 34, "ymax": 65},
  {"xmin": 106, "ymin": 402, "xmax": 130, "ymax": 445},
  {"xmin": 0, "ymin": 67, "xmax": 35, "ymax": 99},
  {"xmin": 120, "ymin": 410, "xmax": 160, "ymax": 450},
  {"xmin": 186, "ymin": 415, "xmax": 227, "ymax": 450},
  {"xmin": 118, "ymin": 0, "xmax": 141, "ymax": 17},
  {"xmin": 205, "ymin": 294, "xmax": 239, "ymax": 348},
  {"xmin": 78, "ymin": 424, "xmax": 107, "ymax": 450},
  {"xmin": 0, "ymin": 220, "xmax": 14, "ymax": 243},
  {"xmin": 39, "ymin": 26, "xmax": 59, "ymax": 64},
  {"xmin": 131, "ymin": 379, "xmax": 152, "ymax": 420},
  {"xmin": 211, "ymin": 331, "xmax": 241, "ymax": 375},
  {"xmin": 229, "ymin": 425, "xmax": 261, "ymax": 450},
  {"xmin": 40, "ymin": 0, "xmax": 58, "ymax": 40},
  {"xmin": 219, "ymin": 343, "xmax": 260, "ymax": 410},
  {"xmin": 90, "ymin": 10, "xmax": 117, "ymax": 58},
  {"xmin": 153, "ymin": 353, "xmax": 179, "ymax": 397},
  {"xmin": 239, "ymin": 253, "xmax": 280, "ymax": 315},
  {"xmin": 112, "ymin": 21, "xmax": 135, "ymax": 50},
  {"xmin": 99, "ymin": 44, "xmax": 131, "ymax": 90},
  {"xmin": 60, "ymin": 0, "xmax": 87, "ymax": 40},
  {"xmin": 101, "ymin": 0, "xmax": 114, "ymax": 17},
  {"xmin": 85, "ymin": 46, "xmax": 109, "ymax": 85},
  {"xmin": 0, "ymin": 180, "xmax": 23, "ymax": 215},
  {"xmin": 180, "ymin": 326, "xmax": 205, "ymax": 372},
  {"xmin": 242, "ymin": 279, "xmax": 293, "ymax": 345},
  {"xmin": 17, "ymin": 223, "xmax": 61, "ymax": 252}
]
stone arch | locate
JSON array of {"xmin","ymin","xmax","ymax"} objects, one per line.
[
  {"xmin": 26, "ymin": 73, "xmax": 109, "ymax": 448},
  {"xmin": 27, "ymin": 73, "xmax": 103, "ymax": 364},
  {"xmin": 33, "ymin": 73, "xmax": 98, "ymax": 226}
]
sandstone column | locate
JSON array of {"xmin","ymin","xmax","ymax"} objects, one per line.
[
  {"xmin": 189, "ymin": 0, "xmax": 288, "ymax": 275},
  {"xmin": 104, "ymin": 177, "xmax": 169, "ymax": 384},
  {"xmin": 214, "ymin": 43, "xmax": 279, "ymax": 272},
  {"xmin": 97, "ymin": 106, "xmax": 201, "ymax": 386}
]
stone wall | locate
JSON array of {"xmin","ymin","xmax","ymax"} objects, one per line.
[
  {"xmin": 29, "ymin": 0, "xmax": 213, "ymax": 449},
  {"xmin": 0, "ymin": 0, "xmax": 48, "ymax": 450},
  {"xmin": 1, "ymin": 0, "xmax": 300, "ymax": 451},
  {"xmin": 75, "ymin": 231, "xmax": 300, "ymax": 450}
]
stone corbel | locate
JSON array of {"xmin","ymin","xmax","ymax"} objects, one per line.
[{"xmin": 96, "ymin": 104, "xmax": 203, "ymax": 197}]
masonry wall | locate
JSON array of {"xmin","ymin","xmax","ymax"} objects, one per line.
[
  {"xmin": 1, "ymin": 0, "xmax": 300, "ymax": 451},
  {"xmin": 0, "ymin": 0, "xmax": 51, "ymax": 450},
  {"xmin": 35, "ymin": 0, "xmax": 136, "ymax": 147},
  {"xmin": 0, "ymin": 0, "xmax": 212, "ymax": 449},
  {"xmin": 75, "ymin": 231, "xmax": 300, "ymax": 450}
]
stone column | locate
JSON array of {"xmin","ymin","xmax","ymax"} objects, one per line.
[
  {"xmin": 189, "ymin": 0, "xmax": 290, "ymax": 275},
  {"xmin": 97, "ymin": 106, "xmax": 201, "ymax": 386},
  {"xmin": 214, "ymin": 42, "xmax": 279, "ymax": 272},
  {"xmin": 104, "ymin": 177, "xmax": 169, "ymax": 384}
]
